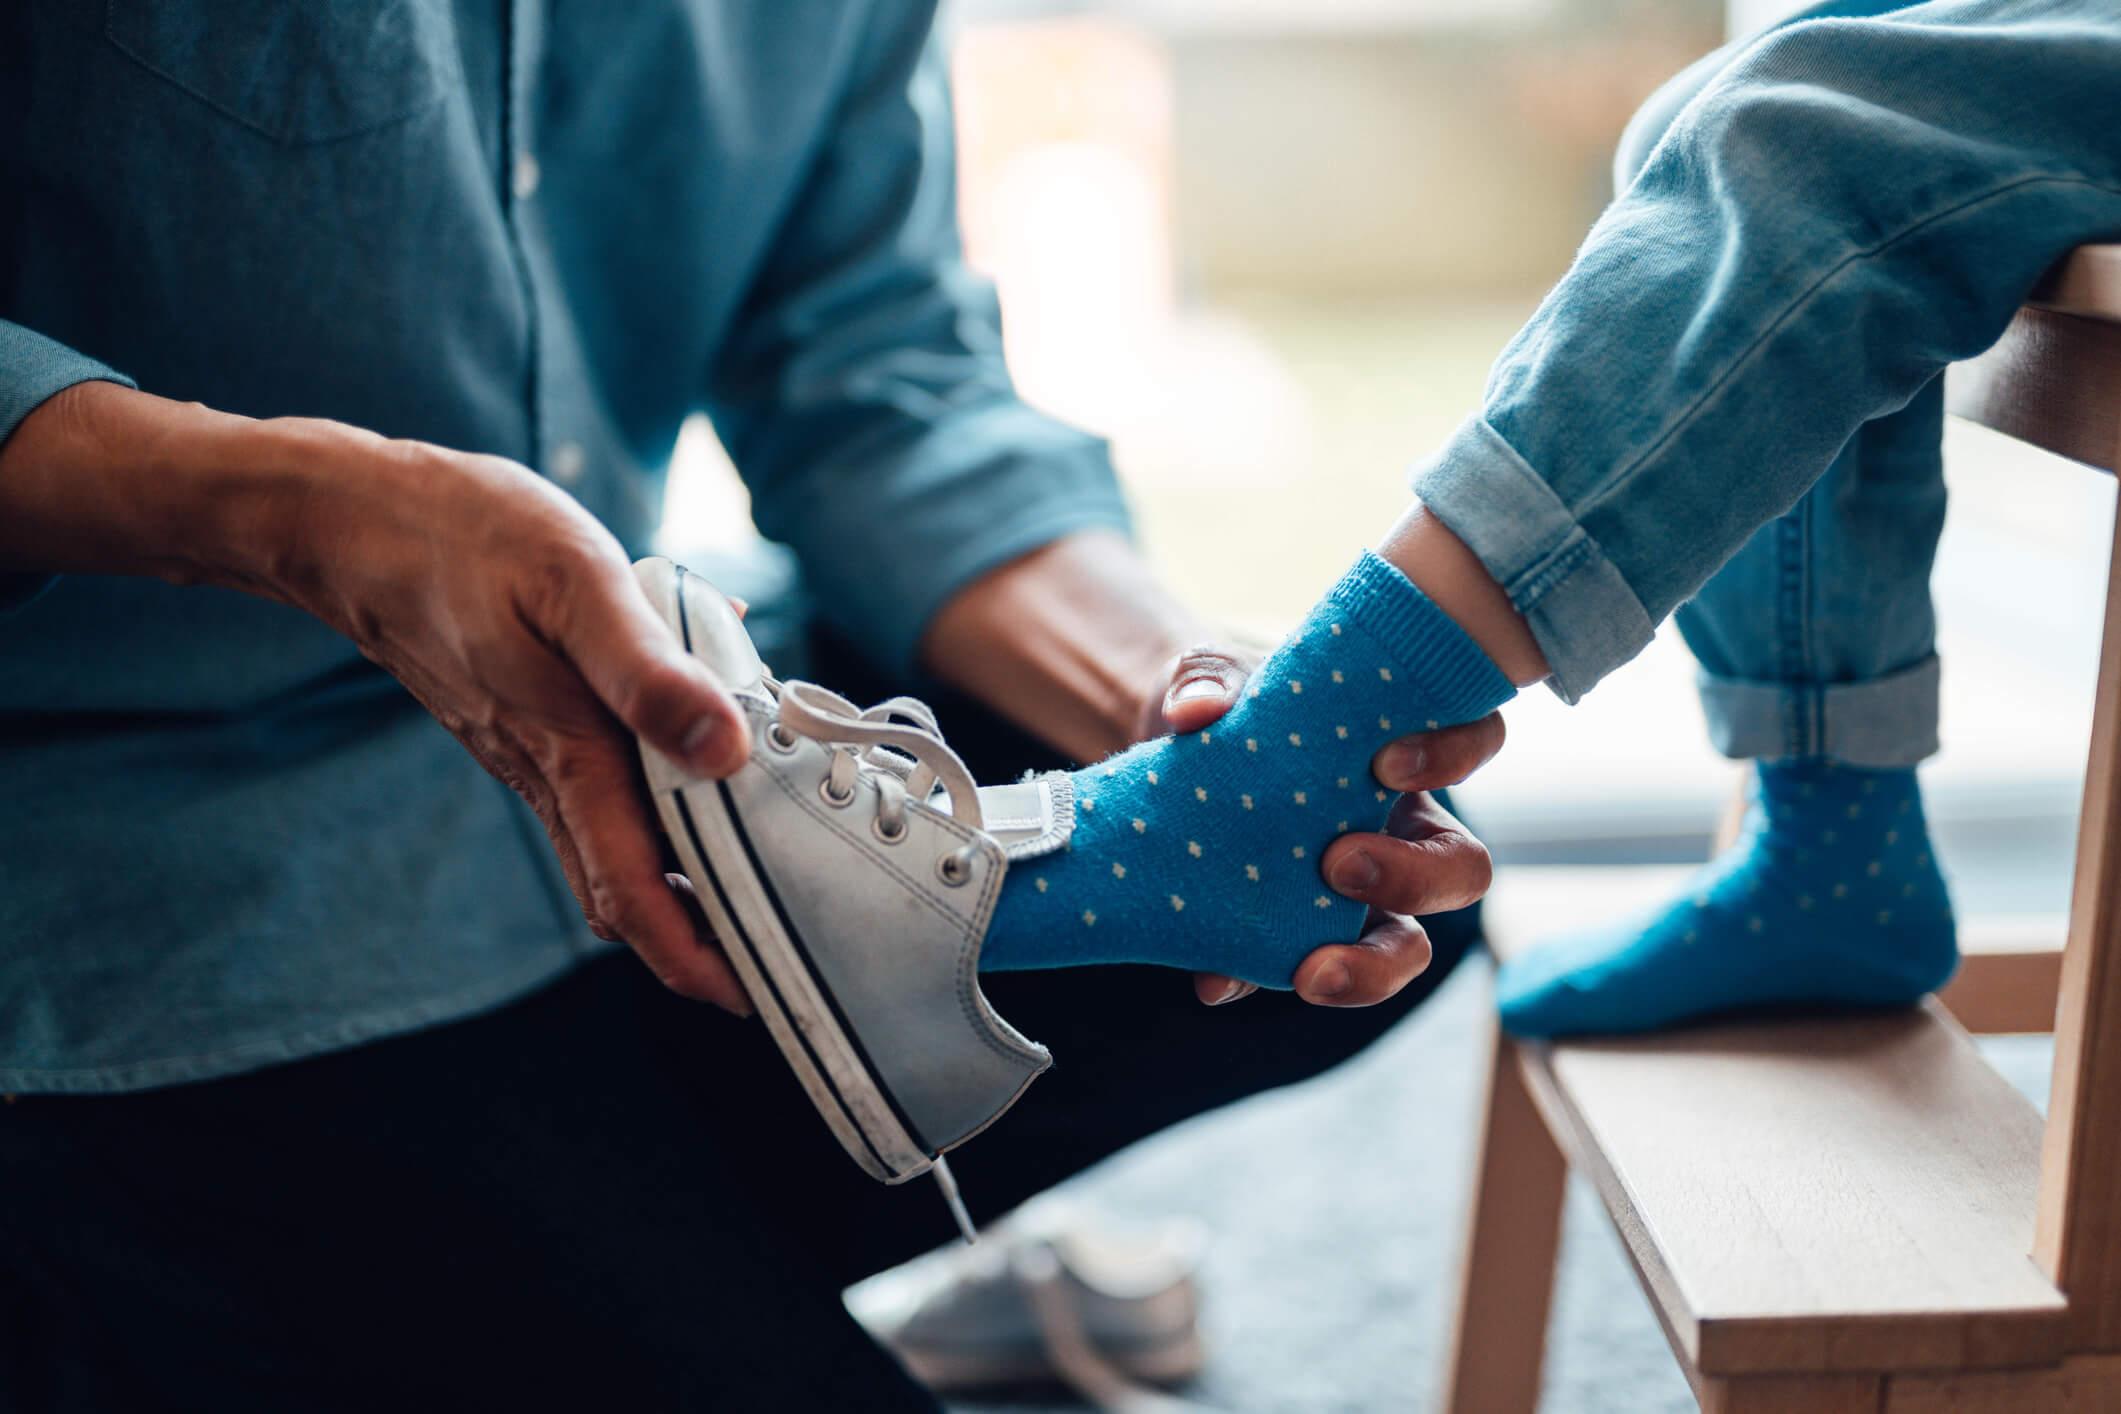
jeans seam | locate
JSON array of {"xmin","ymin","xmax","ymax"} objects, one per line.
[
  {"xmin": 1573, "ymin": 172, "xmax": 2121, "ymax": 523},
  {"xmin": 1775, "ymin": 498, "xmax": 1812, "ymax": 757},
  {"xmin": 1507, "ymin": 531, "xmax": 1596, "ymax": 611}
]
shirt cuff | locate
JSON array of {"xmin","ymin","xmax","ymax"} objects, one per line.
[
  {"xmin": 766, "ymin": 403, "xmax": 1135, "ymax": 674},
  {"xmin": 1410, "ymin": 415, "xmax": 1656, "ymax": 704},
  {"xmin": 0, "ymin": 321, "xmax": 136, "ymax": 614}
]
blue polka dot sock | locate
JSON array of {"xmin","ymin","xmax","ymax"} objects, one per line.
[
  {"xmin": 979, "ymin": 551, "xmax": 1516, "ymax": 986},
  {"xmin": 1496, "ymin": 760, "xmax": 1958, "ymax": 1037}
]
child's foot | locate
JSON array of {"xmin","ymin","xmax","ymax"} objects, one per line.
[
  {"xmin": 979, "ymin": 551, "xmax": 1517, "ymax": 986},
  {"xmin": 1496, "ymin": 761, "xmax": 1957, "ymax": 1037}
]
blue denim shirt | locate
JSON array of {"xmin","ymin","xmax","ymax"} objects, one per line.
[{"xmin": 0, "ymin": 1, "xmax": 1129, "ymax": 1091}]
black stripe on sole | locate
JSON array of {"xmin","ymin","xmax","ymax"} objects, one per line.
[
  {"xmin": 668, "ymin": 562, "xmax": 932, "ymax": 1168},
  {"xmin": 714, "ymin": 779, "xmax": 937, "ymax": 1158},
  {"xmin": 673, "ymin": 791, "xmax": 899, "ymax": 1177}
]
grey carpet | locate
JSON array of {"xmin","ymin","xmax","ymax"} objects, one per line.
[{"xmin": 939, "ymin": 958, "xmax": 2056, "ymax": 1413}]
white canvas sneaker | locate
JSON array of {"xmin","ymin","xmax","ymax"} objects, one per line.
[
  {"xmin": 847, "ymin": 1198, "xmax": 1209, "ymax": 1397},
  {"xmin": 631, "ymin": 558, "xmax": 1073, "ymax": 1221}
]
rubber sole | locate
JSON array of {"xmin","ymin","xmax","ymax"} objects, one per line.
[
  {"xmin": 893, "ymin": 1328, "xmax": 1209, "ymax": 1392},
  {"xmin": 651, "ymin": 775, "xmax": 932, "ymax": 1184}
]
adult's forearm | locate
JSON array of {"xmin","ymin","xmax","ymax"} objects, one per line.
[
  {"xmin": 920, "ymin": 530, "xmax": 1206, "ymax": 763},
  {"xmin": 0, "ymin": 382, "xmax": 298, "ymax": 595},
  {"xmin": 2, "ymin": 377, "xmax": 759, "ymax": 1008}
]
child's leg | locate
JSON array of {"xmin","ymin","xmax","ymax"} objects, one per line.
[
  {"xmin": 1498, "ymin": 388, "xmax": 1958, "ymax": 1037},
  {"xmin": 980, "ymin": 3, "xmax": 2121, "ymax": 999}
]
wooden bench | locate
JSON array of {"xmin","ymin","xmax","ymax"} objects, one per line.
[{"xmin": 1440, "ymin": 244, "xmax": 2121, "ymax": 1413}]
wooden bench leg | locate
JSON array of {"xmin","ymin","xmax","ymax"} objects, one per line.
[
  {"xmin": 1441, "ymin": 1021, "xmax": 1567, "ymax": 1414},
  {"xmin": 2038, "ymin": 493, "xmax": 2121, "ymax": 1351}
]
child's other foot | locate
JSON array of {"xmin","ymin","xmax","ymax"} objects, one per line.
[{"xmin": 1496, "ymin": 761, "xmax": 1957, "ymax": 1037}]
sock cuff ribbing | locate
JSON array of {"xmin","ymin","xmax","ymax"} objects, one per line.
[{"xmin": 1326, "ymin": 550, "xmax": 1517, "ymax": 726}]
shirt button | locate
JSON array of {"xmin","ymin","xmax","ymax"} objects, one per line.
[
  {"xmin": 512, "ymin": 151, "xmax": 541, "ymax": 201},
  {"xmin": 549, "ymin": 441, "xmax": 587, "ymax": 486}
]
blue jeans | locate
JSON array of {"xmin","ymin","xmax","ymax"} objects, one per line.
[{"xmin": 1413, "ymin": 0, "xmax": 2121, "ymax": 765}]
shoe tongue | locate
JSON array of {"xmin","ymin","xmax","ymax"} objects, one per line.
[
  {"xmin": 969, "ymin": 773, "xmax": 1075, "ymax": 860},
  {"xmin": 673, "ymin": 568, "xmax": 766, "ymax": 693}
]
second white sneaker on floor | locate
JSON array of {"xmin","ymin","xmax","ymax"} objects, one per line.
[
  {"xmin": 631, "ymin": 557, "xmax": 1073, "ymax": 1194},
  {"xmin": 848, "ymin": 1198, "xmax": 1209, "ymax": 1394}
]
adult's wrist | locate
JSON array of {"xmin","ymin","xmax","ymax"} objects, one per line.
[{"xmin": 920, "ymin": 530, "xmax": 1205, "ymax": 761}]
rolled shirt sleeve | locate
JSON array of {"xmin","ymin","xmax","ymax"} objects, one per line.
[
  {"xmin": 0, "ymin": 320, "xmax": 136, "ymax": 612},
  {"xmin": 704, "ymin": 14, "xmax": 1133, "ymax": 673}
]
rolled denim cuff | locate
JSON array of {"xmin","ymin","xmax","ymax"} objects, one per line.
[
  {"xmin": 1410, "ymin": 417, "xmax": 1656, "ymax": 704},
  {"xmin": 1697, "ymin": 654, "xmax": 1941, "ymax": 767}
]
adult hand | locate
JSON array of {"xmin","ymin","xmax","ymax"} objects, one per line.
[
  {"xmin": 0, "ymin": 383, "xmax": 755, "ymax": 1011},
  {"xmin": 1141, "ymin": 644, "xmax": 1506, "ymax": 1009}
]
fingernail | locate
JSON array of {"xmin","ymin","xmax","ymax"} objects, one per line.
[
  {"xmin": 1311, "ymin": 962, "xmax": 1352, "ymax": 999},
  {"xmin": 1171, "ymin": 676, "xmax": 1228, "ymax": 707},
  {"xmin": 1332, "ymin": 849, "xmax": 1379, "ymax": 895},
  {"xmin": 1383, "ymin": 742, "xmax": 1426, "ymax": 785},
  {"xmin": 1204, "ymin": 978, "xmax": 1244, "ymax": 1006}
]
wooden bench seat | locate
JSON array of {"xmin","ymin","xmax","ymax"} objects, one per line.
[
  {"xmin": 1950, "ymin": 245, "xmax": 2121, "ymax": 470},
  {"xmin": 1487, "ymin": 869, "xmax": 2067, "ymax": 1393}
]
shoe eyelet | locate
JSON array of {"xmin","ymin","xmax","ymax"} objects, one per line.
[
  {"xmin": 766, "ymin": 722, "xmax": 798, "ymax": 753},
  {"xmin": 819, "ymin": 776, "xmax": 856, "ymax": 808},
  {"xmin": 936, "ymin": 851, "xmax": 973, "ymax": 888},
  {"xmin": 871, "ymin": 815, "xmax": 908, "ymax": 845}
]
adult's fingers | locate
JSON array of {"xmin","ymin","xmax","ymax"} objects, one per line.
[
  {"xmin": 1147, "ymin": 643, "xmax": 1263, "ymax": 737},
  {"xmin": 1320, "ymin": 793, "xmax": 1493, "ymax": 918},
  {"xmin": 1369, "ymin": 712, "xmax": 1506, "ymax": 793},
  {"xmin": 543, "ymin": 731, "xmax": 752, "ymax": 1013},
  {"xmin": 1291, "ymin": 912, "xmax": 1434, "ymax": 1007},
  {"xmin": 1193, "ymin": 972, "xmax": 1261, "ymax": 1007},
  {"xmin": 552, "ymin": 552, "xmax": 749, "ymax": 778},
  {"xmin": 661, "ymin": 871, "xmax": 753, "ymax": 1013}
]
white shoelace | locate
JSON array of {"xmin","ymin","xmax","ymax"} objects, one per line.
[{"xmin": 766, "ymin": 680, "xmax": 985, "ymax": 883}]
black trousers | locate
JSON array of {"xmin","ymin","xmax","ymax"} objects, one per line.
[{"xmin": 0, "ymin": 637, "xmax": 1480, "ymax": 1412}]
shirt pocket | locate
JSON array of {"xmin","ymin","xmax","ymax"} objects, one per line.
[{"xmin": 104, "ymin": 0, "xmax": 460, "ymax": 146}]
